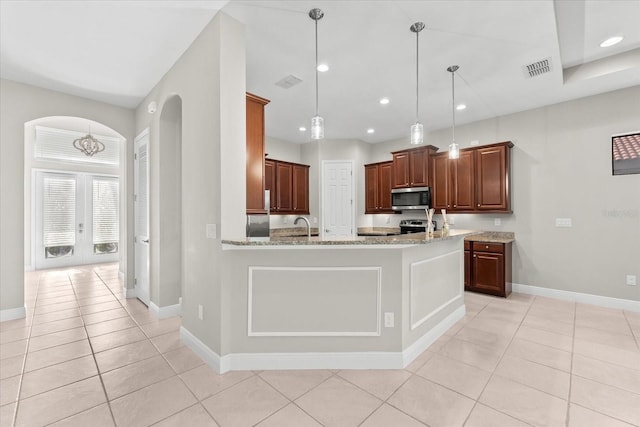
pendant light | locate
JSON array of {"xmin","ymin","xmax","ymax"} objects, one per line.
[
  {"xmin": 309, "ymin": 8, "xmax": 324, "ymax": 140},
  {"xmin": 410, "ymin": 22, "xmax": 425, "ymax": 145},
  {"xmin": 447, "ymin": 65, "xmax": 460, "ymax": 159}
]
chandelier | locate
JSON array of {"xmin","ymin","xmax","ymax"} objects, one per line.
[{"xmin": 73, "ymin": 133, "xmax": 105, "ymax": 156}]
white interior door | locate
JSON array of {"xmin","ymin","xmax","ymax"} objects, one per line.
[
  {"xmin": 322, "ymin": 161, "xmax": 354, "ymax": 237},
  {"xmin": 134, "ymin": 130, "xmax": 150, "ymax": 305},
  {"xmin": 35, "ymin": 172, "xmax": 119, "ymax": 269}
]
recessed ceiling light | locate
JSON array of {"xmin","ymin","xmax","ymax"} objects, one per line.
[
  {"xmin": 456, "ymin": 104, "xmax": 467, "ymax": 111},
  {"xmin": 367, "ymin": 128, "xmax": 375, "ymax": 134},
  {"xmin": 317, "ymin": 64, "xmax": 329, "ymax": 72},
  {"xmin": 299, "ymin": 126, "xmax": 307, "ymax": 132},
  {"xmin": 379, "ymin": 97, "xmax": 390, "ymax": 105},
  {"xmin": 600, "ymin": 36, "xmax": 623, "ymax": 48}
]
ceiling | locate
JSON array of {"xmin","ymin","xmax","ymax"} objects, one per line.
[{"xmin": 2, "ymin": 1, "xmax": 639, "ymax": 144}]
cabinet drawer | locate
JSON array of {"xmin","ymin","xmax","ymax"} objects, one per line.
[{"xmin": 472, "ymin": 241, "xmax": 503, "ymax": 253}]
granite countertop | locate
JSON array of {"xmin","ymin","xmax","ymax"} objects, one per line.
[
  {"xmin": 270, "ymin": 227, "xmax": 320, "ymax": 237},
  {"xmin": 356, "ymin": 227, "xmax": 401, "ymax": 236},
  {"xmin": 464, "ymin": 231, "xmax": 515, "ymax": 243},
  {"xmin": 223, "ymin": 229, "xmax": 474, "ymax": 246}
]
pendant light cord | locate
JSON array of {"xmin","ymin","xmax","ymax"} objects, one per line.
[
  {"xmin": 415, "ymin": 30, "xmax": 419, "ymax": 123},
  {"xmin": 315, "ymin": 17, "xmax": 319, "ymax": 116},
  {"xmin": 451, "ymin": 69, "xmax": 455, "ymax": 143}
]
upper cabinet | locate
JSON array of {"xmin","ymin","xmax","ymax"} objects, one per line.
[
  {"xmin": 431, "ymin": 141, "xmax": 513, "ymax": 213},
  {"xmin": 391, "ymin": 145, "xmax": 438, "ymax": 188},
  {"xmin": 265, "ymin": 158, "xmax": 310, "ymax": 215},
  {"xmin": 431, "ymin": 150, "xmax": 475, "ymax": 211},
  {"xmin": 246, "ymin": 93, "xmax": 270, "ymax": 214},
  {"xmin": 475, "ymin": 142, "xmax": 513, "ymax": 211},
  {"xmin": 364, "ymin": 161, "xmax": 394, "ymax": 214}
]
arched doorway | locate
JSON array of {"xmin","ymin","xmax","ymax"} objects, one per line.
[{"xmin": 24, "ymin": 116, "xmax": 126, "ymax": 271}]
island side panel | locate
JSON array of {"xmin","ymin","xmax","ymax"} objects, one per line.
[
  {"xmin": 401, "ymin": 236, "xmax": 466, "ymax": 358},
  {"xmin": 221, "ymin": 247, "xmax": 404, "ymax": 356}
]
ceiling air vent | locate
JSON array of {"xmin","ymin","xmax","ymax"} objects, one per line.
[
  {"xmin": 275, "ymin": 75, "xmax": 302, "ymax": 89},
  {"xmin": 523, "ymin": 58, "xmax": 552, "ymax": 78}
]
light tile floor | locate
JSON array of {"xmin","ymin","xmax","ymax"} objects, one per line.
[{"xmin": 1, "ymin": 264, "xmax": 639, "ymax": 426}]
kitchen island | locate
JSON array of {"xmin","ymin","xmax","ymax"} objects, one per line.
[{"xmin": 186, "ymin": 230, "xmax": 473, "ymax": 373}]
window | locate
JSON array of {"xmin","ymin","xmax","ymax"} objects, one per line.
[
  {"xmin": 43, "ymin": 175, "xmax": 76, "ymax": 258},
  {"xmin": 612, "ymin": 132, "xmax": 640, "ymax": 175},
  {"xmin": 92, "ymin": 178, "xmax": 119, "ymax": 254},
  {"xmin": 35, "ymin": 126, "xmax": 120, "ymax": 166}
]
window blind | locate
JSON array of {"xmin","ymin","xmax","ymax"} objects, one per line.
[
  {"xmin": 43, "ymin": 176, "xmax": 76, "ymax": 247},
  {"xmin": 35, "ymin": 126, "xmax": 120, "ymax": 166},
  {"xmin": 92, "ymin": 178, "xmax": 120, "ymax": 245}
]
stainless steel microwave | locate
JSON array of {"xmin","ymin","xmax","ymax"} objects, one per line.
[{"xmin": 391, "ymin": 187, "xmax": 431, "ymax": 211}]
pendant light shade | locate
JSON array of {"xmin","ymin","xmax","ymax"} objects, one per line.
[
  {"xmin": 447, "ymin": 65, "xmax": 460, "ymax": 159},
  {"xmin": 410, "ymin": 22, "xmax": 425, "ymax": 145},
  {"xmin": 309, "ymin": 8, "xmax": 324, "ymax": 140}
]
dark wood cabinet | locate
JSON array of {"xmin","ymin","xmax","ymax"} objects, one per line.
[
  {"xmin": 292, "ymin": 164, "xmax": 310, "ymax": 214},
  {"xmin": 465, "ymin": 240, "xmax": 512, "ymax": 297},
  {"xmin": 431, "ymin": 150, "xmax": 475, "ymax": 211},
  {"xmin": 364, "ymin": 161, "xmax": 394, "ymax": 213},
  {"xmin": 246, "ymin": 93, "xmax": 270, "ymax": 214},
  {"xmin": 475, "ymin": 142, "xmax": 513, "ymax": 212},
  {"xmin": 391, "ymin": 146, "xmax": 438, "ymax": 188},
  {"xmin": 431, "ymin": 141, "xmax": 512, "ymax": 213},
  {"xmin": 264, "ymin": 159, "xmax": 310, "ymax": 215}
]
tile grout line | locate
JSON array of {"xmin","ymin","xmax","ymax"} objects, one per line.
[
  {"xmin": 460, "ymin": 295, "xmax": 539, "ymax": 427},
  {"xmin": 66, "ymin": 268, "xmax": 119, "ymax": 426},
  {"xmin": 565, "ymin": 300, "xmax": 578, "ymax": 427},
  {"xmin": 10, "ymin": 270, "xmax": 43, "ymax": 427}
]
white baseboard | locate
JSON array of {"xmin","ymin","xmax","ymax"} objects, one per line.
[
  {"xmin": 118, "ymin": 270, "xmax": 126, "ymax": 285},
  {"xmin": 402, "ymin": 304, "xmax": 466, "ymax": 367},
  {"xmin": 180, "ymin": 326, "xmax": 222, "ymax": 373},
  {"xmin": 513, "ymin": 283, "xmax": 640, "ymax": 313},
  {"xmin": 1, "ymin": 306, "xmax": 27, "ymax": 322},
  {"xmin": 180, "ymin": 304, "xmax": 466, "ymax": 374},
  {"xmin": 122, "ymin": 285, "xmax": 137, "ymax": 299},
  {"xmin": 149, "ymin": 302, "xmax": 182, "ymax": 319}
]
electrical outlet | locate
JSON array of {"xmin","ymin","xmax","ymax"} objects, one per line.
[
  {"xmin": 386, "ymin": 216, "xmax": 391, "ymax": 224},
  {"xmin": 470, "ymin": 140, "xmax": 479, "ymax": 146},
  {"xmin": 448, "ymin": 216, "xmax": 454, "ymax": 225},
  {"xmin": 206, "ymin": 224, "xmax": 216, "ymax": 239},
  {"xmin": 494, "ymin": 218, "xmax": 501, "ymax": 226},
  {"xmin": 313, "ymin": 217, "xmax": 318, "ymax": 224},
  {"xmin": 198, "ymin": 304, "xmax": 204, "ymax": 320},
  {"xmin": 555, "ymin": 218, "xmax": 572, "ymax": 228},
  {"xmin": 627, "ymin": 275, "xmax": 637, "ymax": 286},
  {"xmin": 283, "ymin": 217, "xmax": 288, "ymax": 224},
  {"xmin": 384, "ymin": 312, "xmax": 394, "ymax": 328}
]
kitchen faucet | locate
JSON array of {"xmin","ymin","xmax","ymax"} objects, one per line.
[{"xmin": 293, "ymin": 216, "xmax": 311, "ymax": 237}]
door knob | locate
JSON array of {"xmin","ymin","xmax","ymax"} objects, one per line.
[
  {"xmin": 325, "ymin": 229, "xmax": 330, "ymax": 233},
  {"xmin": 142, "ymin": 239, "xmax": 149, "ymax": 243}
]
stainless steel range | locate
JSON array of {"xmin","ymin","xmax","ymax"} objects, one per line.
[{"xmin": 399, "ymin": 219, "xmax": 436, "ymax": 234}]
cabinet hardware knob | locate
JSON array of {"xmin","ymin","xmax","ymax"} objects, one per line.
[
  {"xmin": 486, "ymin": 245, "xmax": 489, "ymax": 249},
  {"xmin": 473, "ymin": 255, "xmax": 476, "ymax": 257},
  {"xmin": 454, "ymin": 204, "xmax": 457, "ymax": 207},
  {"xmin": 477, "ymin": 204, "xmax": 480, "ymax": 207}
]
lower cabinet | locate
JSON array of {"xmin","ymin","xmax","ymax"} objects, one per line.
[{"xmin": 465, "ymin": 240, "xmax": 512, "ymax": 297}]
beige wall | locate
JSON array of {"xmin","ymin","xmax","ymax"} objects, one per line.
[
  {"xmin": 133, "ymin": 12, "xmax": 245, "ymax": 353},
  {"xmin": 371, "ymin": 86, "xmax": 640, "ymax": 301},
  {"xmin": 0, "ymin": 79, "xmax": 135, "ymax": 315}
]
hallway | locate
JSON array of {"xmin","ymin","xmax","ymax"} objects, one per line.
[{"xmin": 1, "ymin": 264, "xmax": 639, "ymax": 426}]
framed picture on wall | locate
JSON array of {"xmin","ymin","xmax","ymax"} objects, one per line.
[{"xmin": 612, "ymin": 132, "xmax": 640, "ymax": 175}]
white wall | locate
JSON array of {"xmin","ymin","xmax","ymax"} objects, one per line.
[
  {"xmin": 265, "ymin": 136, "xmax": 301, "ymax": 163},
  {"xmin": 134, "ymin": 12, "xmax": 245, "ymax": 354},
  {"xmin": 371, "ymin": 86, "xmax": 640, "ymax": 301},
  {"xmin": 0, "ymin": 79, "xmax": 135, "ymax": 316}
]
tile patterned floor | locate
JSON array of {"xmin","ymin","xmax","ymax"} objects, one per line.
[{"xmin": 1, "ymin": 264, "xmax": 639, "ymax": 426}]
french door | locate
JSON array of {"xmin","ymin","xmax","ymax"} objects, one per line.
[{"xmin": 35, "ymin": 171, "xmax": 119, "ymax": 269}]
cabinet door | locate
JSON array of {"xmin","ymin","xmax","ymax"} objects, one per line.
[
  {"xmin": 476, "ymin": 145, "xmax": 508, "ymax": 211},
  {"xmin": 392, "ymin": 152, "xmax": 410, "ymax": 188},
  {"xmin": 409, "ymin": 148, "xmax": 428, "ymax": 186},
  {"xmin": 472, "ymin": 251, "xmax": 505, "ymax": 296},
  {"xmin": 378, "ymin": 162, "xmax": 394, "ymax": 212},
  {"xmin": 276, "ymin": 162, "xmax": 293, "ymax": 212},
  {"xmin": 364, "ymin": 164, "xmax": 379, "ymax": 213},
  {"xmin": 292, "ymin": 165, "xmax": 309, "ymax": 214},
  {"xmin": 452, "ymin": 150, "xmax": 475, "ymax": 210},
  {"xmin": 246, "ymin": 95, "xmax": 268, "ymax": 214},
  {"xmin": 264, "ymin": 159, "xmax": 277, "ymax": 211},
  {"xmin": 431, "ymin": 153, "xmax": 450, "ymax": 209}
]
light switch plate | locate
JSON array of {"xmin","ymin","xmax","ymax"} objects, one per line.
[
  {"xmin": 494, "ymin": 218, "xmax": 501, "ymax": 226},
  {"xmin": 206, "ymin": 224, "xmax": 216, "ymax": 239},
  {"xmin": 627, "ymin": 275, "xmax": 637, "ymax": 286},
  {"xmin": 384, "ymin": 312, "xmax": 394, "ymax": 328},
  {"xmin": 555, "ymin": 218, "xmax": 572, "ymax": 227}
]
